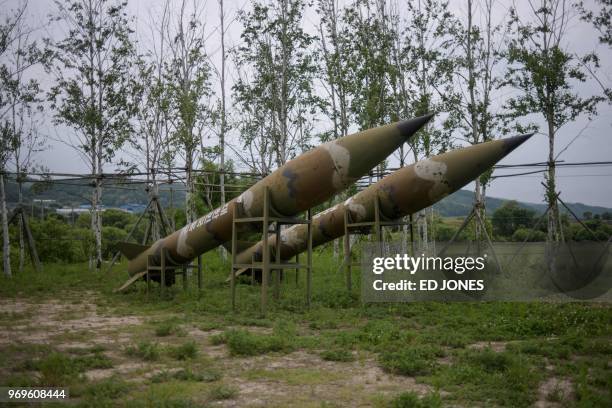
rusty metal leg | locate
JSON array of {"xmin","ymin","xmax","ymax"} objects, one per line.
[
  {"xmin": 251, "ymin": 254, "xmax": 256, "ymax": 286},
  {"xmin": 306, "ymin": 208, "xmax": 312, "ymax": 308},
  {"xmin": 231, "ymin": 207, "xmax": 238, "ymax": 311},
  {"xmin": 147, "ymin": 255, "xmax": 153, "ymax": 296},
  {"xmin": 160, "ymin": 248, "xmax": 166, "ymax": 297},
  {"xmin": 295, "ymin": 253, "xmax": 299, "ymax": 286},
  {"xmin": 344, "ymin": 210, "xmax": 351, "ymax": 293},
  {"xmin": 261, "ymin": 187, "xmax": 270, "ymax": 316},
  {"xmin": 409, "ymin": 214, "xmax": 415, "ymax": 257},
  {"xmin": 375, "ymin": 197, "xmax": 382, "ymax": 256},
  {"xmin": 274, "ymin": 223, "xmax": 281, "ymax": 300},
  {"xmin": 197, "ymin": 254, "xmax": 202, "ymax": 292}
]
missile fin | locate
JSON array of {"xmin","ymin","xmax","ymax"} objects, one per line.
[{"xmin": 118, "ymin": 242, "xmax": 151, "ymax": 261}]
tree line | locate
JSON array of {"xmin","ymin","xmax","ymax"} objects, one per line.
[{"xmin": 1, "ymin": 0, "xmax": 610, "ymax": 275}]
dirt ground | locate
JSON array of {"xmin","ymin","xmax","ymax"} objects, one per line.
[{"xmin": 0, "ymin": 296, "xmax": 435, "ymax": 407}]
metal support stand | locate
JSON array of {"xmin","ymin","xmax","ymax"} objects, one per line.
[
  {"xmin": 142, "ymin": 248, "xmax": 202, "ymax": 297},
  {"xmin": 230, "ymin": 186, "xmax": 313, "ymax": 316},
  {"xmin": 343, "ymin": 197, "xmax": 412, "ymax": 293},
  {"xmin": 436, "ymin": 201, "xmax": 503, "ymax": 275},
  {"xmin": 107, "ymin": 194, "xmax": 173, "ymax": 274}
]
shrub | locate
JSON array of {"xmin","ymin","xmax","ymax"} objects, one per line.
[
  {"xmin": 511, "ymin": 228, "xmax": 546, "ymax": 242},
  {"xmin": 82, "ymin": 377, "xmax": 129, "ymax": 399},
  {"xmin": 208, "ymin": 384, "xmax": 238, "ymax": 401},
  {"xmin": 169, "ymin": 341, "xmax": 198, "ymax": 360},
  {"xmin": 37, "ymin": 353, "xmax": 81, "ymax": 386},
  {"xmin": 320, "ymin": 349, "xmax": 355, "ymax": 362},
  {"xmin": 125, "ymin": 341, "xmax": 160, "ymax": 361},
  {"xmin": 389, "ymin": 391, "xmax": 442, "ymax": 408},
  {"xmin": 379, "ymin": 346, "xmax": 441, "ymax": 376},
  {"xmin": 154, "ymin": 321, "xmax": 184, "ymax": 337},
  {"xmin": 223, "ymin": 329, "xmax": 294, "ymax": 356}
]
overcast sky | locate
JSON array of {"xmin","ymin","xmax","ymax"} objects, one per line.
[{"xmin": 5, "ymin": 0, "xmax": 612, "ymax": 207}]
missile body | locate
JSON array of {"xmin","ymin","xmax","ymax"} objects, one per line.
[
  {"xmin": 121, "ymin": 115, "xmax": 433, "ymax": 275},
  {"xmin": 233, "ymin": 134, "xmax": 533, "ymax": 266}
]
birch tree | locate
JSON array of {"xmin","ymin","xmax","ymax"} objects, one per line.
[
  {"xmin": 164, "ymin": 0, "xmax": 213, "ymax": 224},
  {"xmin": 317, "ymin": 0, "xmax": 354, "ymax": 258},
  {"xmin": 394, "ymin": 0, "xmax": 455, "ymax": 251},
  {"xmin": 48, "ymin": 0, "xmax": 137, "ymax": 270},
  {"xmin": 233, "ymin": 0, "xmax": 320, "ymax": 171},
  {"xmin": 317, "ymin": 0, "xmax": 351, "ymax": 143},
  {"xmin": 446, "ymin": 0, "xmax": 505, "ymax": 239},
  {"xmin": 1, "ymin": 1, "xmax": 47, "ymax": 276},
  {"xmin": 131, "ymin": 3, "xmax": 174, "ymax": 241},
  {"xmin": 503, "ymin": 0, "xmax": 605, "ymax": 243}
]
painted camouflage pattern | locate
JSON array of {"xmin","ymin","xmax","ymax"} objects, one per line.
[
  {"xmin": 124, "ymin": 114, "xmax": 434, "ymax": 275},
  {"xmin": 233, "ymin": 134, "xmax": 533, "ymax": 266}
]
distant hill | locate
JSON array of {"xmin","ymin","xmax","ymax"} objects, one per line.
[
  {"xmin": 4, "ymin": 179, "xmax": 186, "ymax": 209},
  {"xmin": 433, "ymin": 189, "xmax": 612, "ymax": 218},
  {"xmin": 5, "ymin": 179, "xmax": 611, "ymax": 219}
]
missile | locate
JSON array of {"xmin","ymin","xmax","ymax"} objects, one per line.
[
  {"xmin": 119, "ymin": 114, "xmax": 434, "ymax": 277},
  {"xmin": 232, "ymin": 134, "xmax": 533, "ymax": 269}
]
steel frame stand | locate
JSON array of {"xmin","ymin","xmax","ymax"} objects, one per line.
[
  {"xmin": 343, "ymin": 197, "xmax": 412, "ymax": 293},
  {"xmin": 231, "ymin": 186, "xmax": 313, "ymax": 316},
  {"xmin": 144, "ymin": 248, "xmax": 202, "ymax": 298},
  {"xmin": 107, "ymin": 193, "xmax": 173, "ymax": 274},
  {"xmin": 436, "ymin": 201, "xmax": 503, "ymax": 275}
]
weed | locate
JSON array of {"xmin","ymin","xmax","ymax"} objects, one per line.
[
  {"xmin": 209, "ymin": 333, "xmax": 225, "ymax": 345},
  {"xmin": 174, "ymin": 368, "xmax": 221, "ymax": 382},
  {"xmin": 125, "ymin": 341, "xmax": 160, "ymax": 361},
  {"xmin": 154, "ymin": 319, "xmax": 186, "ymax": 337},
  {"xmin": 37, "ymin": 352, "xmax": 81, "ymax": 386},
  {"xmin": 74, "ymin": 352, "xmax": 114, "ymax": 370},
  {"xmin": 379, "ymin": 346, "xmax": 442, "ymax": 376},
  {"xmin": 208, "ymin": 384, "xmax": 238, "ymax": 400},
  {"xmin": 546, "ymin": 385, "xmax": 563, "ymax": 402},
  {"xmin": 151, "ymin": 368, "xmax": 222, "ymax": 383},
  {"xmin": 168, "ymin": 341, "xmax": 198, "ymax": 360},
  {"xmin": 82, "ymin": 376, "xmax": 129, "ymax": 399},
  {"xmin": 320, "ymin": 348, "xmax": 355, "ymax": 362},
  {"xmin": 389, "ymin": 391, "xmax": 442, "ymax": 408},
  {"xmin": 469, "ymin": 348, "xmax": 513, "ymax": 372},
  {"xmin": 222, "ymin": 329, "xmax": 294, "ymax": 356}
]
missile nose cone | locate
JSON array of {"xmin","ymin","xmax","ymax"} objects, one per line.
[
  {"xmin": 502, "ymin": 132, "xmax": 535, "ymax": 152},
  {"xmin": 396, "ymin": 112, "xmax": 435, "ymax": 140}
]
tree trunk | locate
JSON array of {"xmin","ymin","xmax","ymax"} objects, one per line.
[
  {"xmin": 1, "ymin": 174, "xmax": 12, "ymax": 277},
  {"xmin": 185, "ymin": 157, "xmax": 195, "ymax": 224},
  {"xmin": 151, "ymin": 182, "xmax": 160, "ymax": 241},
  {"xmin": 546, "ymin": 115, "xmax": 560, "ymax": 243},
  {"xmin": 219, "ymin": 0, "xmax": 227, "ymax": 260},
  {"xmin": 18, "ymin": 180, "xmax": 24, "ymax": 272},
  {"xmin": 92, "ymin": 177, "xmax": 103, "ymax": 270}
]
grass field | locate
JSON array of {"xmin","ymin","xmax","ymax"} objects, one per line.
[{"xmin": 0, "ymin": 247, "xmax": 610, "ymax": 407}]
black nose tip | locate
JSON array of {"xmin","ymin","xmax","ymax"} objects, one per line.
[
  {"xmin": 396, "ymin": 113, "xmax": 435, "ymax": 140},
  {"xmin": 503, "ymin": 133, "xmax": 535, "ymax": 151}
]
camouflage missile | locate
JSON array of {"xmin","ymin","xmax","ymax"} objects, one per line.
[
  {"xmin": 232, "ymin": 134, "xmax": 533, "ymax": 268},
  {"xmin": 119, "ymin": 114, "xmax": 434, "ymax": 276}
]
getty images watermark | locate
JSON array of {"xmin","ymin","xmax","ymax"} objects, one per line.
[{"xmin": 361, "ymin": 241, "xmax": 612, "ymax": 302}]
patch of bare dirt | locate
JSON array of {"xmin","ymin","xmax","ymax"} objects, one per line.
[
  {"xmin": 467, "ymin": 340, "xmax": 510, "ymax": 352},
  {"xmin": 219, "ymin": 350, "xmax": 432, "ymax": 407},
  {"xmin": 0, "ymin": 298, "xmax": 142, "ymax": 346},
  {"xmin": 85, "ymin": 362, "xmax": 151, "ymax": 381},
  {"xmin": 535, "ymin": 377, "xmax": 573, "ymax": 407}
]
